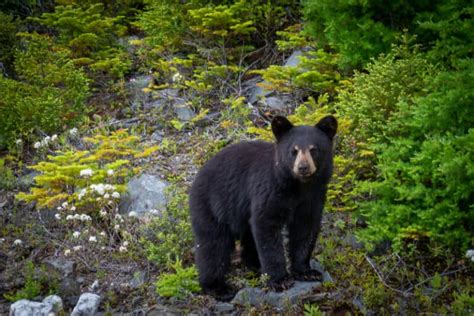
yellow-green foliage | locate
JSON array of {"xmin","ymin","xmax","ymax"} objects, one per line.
[
  {"xmin": 155, "ymin": 261, "xmax": 200, "ymax": 299},
  {"xmin": 0, "ymin": 33, "xmax": 89, "ymax": 148},
  {"xmin": 17, "ymin": 129, "xmax": 158, "ymax": 209},
  {"xmin": 141, "ymin": 185, "xmax": 193, "ymax": 266},
  {"xmin": 31, "ymin": 3, "xmax": 130, "ymax": 78},
  {"xmin": 255, "ymin": 49, "xmax": 340, "ymax": 95}
]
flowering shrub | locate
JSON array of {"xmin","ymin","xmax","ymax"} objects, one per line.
[{"xmin": 17, "ymin": 129, "xmax": 158, "ymax": 257}]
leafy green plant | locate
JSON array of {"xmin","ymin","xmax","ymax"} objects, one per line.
[
  {"xmin": 155, "ymin": 261, "xmax": 200, "ymax": 299},
  {"xmin": 31, "ymin": 3, "xmax": 130, "ymax": 78},
  {"xmin": 4, "ymin": 261, "xmax": 42, "ymax": 302},
  {"xmin": 141, "ymin": 185, "xmax": 194, "ymax": 266},
  {"xmin": 17, "ymin": 129, "xmax": 157, "ymax": 209},
  {"xmin": 304, "ymin": 303, "xmax": 324, "ymax": 316},
  {"xmin": 0, "ymin": 33, "xmax": 89, "ymax": 148},
  {"xmin": 0, "ymin": 158, "xmax": 16, "ymax": 190}
]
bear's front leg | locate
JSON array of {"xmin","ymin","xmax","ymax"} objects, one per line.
[
  {"xmin": 250, "ymin": 214, "xmax": 294, "ymax": 291},
  {"xmin": 288, "ymin": 202, "xmax": 323, "ymax": 282}
]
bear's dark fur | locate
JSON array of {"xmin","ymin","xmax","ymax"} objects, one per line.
[{"xmin": 189, "ymin": 115, "xmax": 337, "ymax": 300}]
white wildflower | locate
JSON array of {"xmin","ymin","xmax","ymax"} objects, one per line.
[
  {"xmin": 71, "ymin": 206, "xmax": 76, "ymax": 211},
  {"xmin": 466, "ymin": 249, "xmax": 474, "ymax": 259},
  {"xmin": 61, "ymin": 201, "xmax": 68, "ymax": 208},
  {"xmin": 119, "ymin": 246, "xmax": 127, "ymax": 252},
  {"xmin": 78, "ymin": 188, "xmax": 87, "ymax": 200},
  {"xmin": 55, "ymin": 213, "xmax": 61, "ymax": 220},
  {"xmin": 172, "ymin": 72, "xmax": 183, "ymax": 82},
  {"xmin": 96, "ymin": 197, "xmax": 102, "ymax": 201},
  {"xmin": 80, "ymin": 169, "xmax": 93, "ymax": 177},
  {"xmin": 112, "ymin": 192, "xmax": 120, "ymax": 199},
  {"xmin": 100, "ymin": 231, "xmax": 106, "ymax": 237},
  {"xmin": 104, "ymin": 193, "xmax": 110, "ymax": 199},
  {"xmin": 51, "ymin": 134, "xmax": 58, "ymax": 141},
  {"xmin": 64, "ymin": 249, "xmax": 71, "ymax": 256},
  {"xmin": 89, "ymin": 236, "xmax": 97, "ymax": 243},
  {"xmin": 69, "ymin": 127, "xmax": 78, "ymax": 136},
  {"xmin": 74, "ymin": 214, "xmax": 81, "ymax": 220},
  {"xmin": 100, "ymin": 210, "xmax": 107, "ymax": 217},
  {"xmin": 80, "ymin": 214, "xmax": 91, "ymax": 221},
  {"xmin": 108, "ymin": 201, "xmax": 113, "ymax": 205},
  {"xmin": 33, "ymin": 142, "xmax": 41, "ymax": 149},
  {"xmin": 114, "ymin": 224, "xmax": 120, "ymax": 230},
  {"xmin": 149, "ymin": 209, "xmax": 160, "ymax": 216},
  {"xmin": 73, "ymin": 231, "xmax": 81, "ymax": 238},
  {"xmin": 57, "ymin": 206, "xmax": 62, "ymax": 211},
  {"xmin": 66, "ymin": 215, "xmax": 74, "ymax": 221},
  {"xmin": 13, "ymin": 239, "xmax": 22, "ymax": 246},
  {"xmin": 107, "ymin": 169, "xmax": 114, "ymax": 176},
  {"xmin": 104, "ymin": 184, "xmax": 114, "ymax": 191},
  {"xmin": 115, "ymin": 214, "xmax": 123, "ymax": 222},
  {"xmin": 128, "ymin": 211, "xmax": 138, "ymax": 218},
  {"xmin": 123, "ymin": 241, "xmax": 129, "ymax": 247},
  {"xmin": 73, "ymin": 245, "xmax": 82, "ymax": 252},
  {"xmin": 0, "ymin": 238, "xmax": 5, "ymax": 243},
  {"xmin": 15, "ymin": 139, "xmax": 22, "ymax": 145}
]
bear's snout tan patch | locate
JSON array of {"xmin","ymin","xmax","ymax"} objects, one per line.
[{"xmin": 293, "ymin": 146, "xmax": 317, "ymax": 177}]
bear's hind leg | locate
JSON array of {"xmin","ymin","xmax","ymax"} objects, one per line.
[
  {"xmin": 194, "ymin": 219, "xmax": 235, "ymax": 301},
  {"xmin": 240, "ymin": 229, "xmax": 260, "ymax": 271}
]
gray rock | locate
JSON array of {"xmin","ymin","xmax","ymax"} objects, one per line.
[
  {"xmin": 120, "ymin": 174, "xmax": 169, "ymax": 216},
  {"xmin": 214, "ymin": 302, "xmax": 235, "ymax": 313},
  {"xmin": 71, "ymin": 293, "xmax": 101, "ymax": 316},
  {"xmin": 284, "ymin": 50, "xmax": 304, "ymax": 67},
  {"xmin": 153, "ymin": 88, "xmax": 180, "ymax": 99},
  {"xmin": 146, "ymin": 304, "xmax": 181, "ymax": 316},
  {"xmin": 128, "ymin": 75, "xmax": 154, "ymax": 110},
  {"xmin": 310, "ymin": 260, "xmax": 333, "ymax": 283},
  {"xmin": 262, "ymin": 95, "xmax": 293, "ymax": 110},
  {"xmin": 150, "ymin": 131, "xmax": 164, "ymax": 142},
  {"xmin": 231, "ymin": 281, "xmax": 321, "ymax": 308},
  {"xmin": 59, "ymin": 277, "xmax": 81, "ymax": 299},
  {"xmin": 343, "ymin": 234, "xmax": 364, "ymax": 250},
  {"xmin": 10, "ymin": 295, "xmax": 63, "ymax": 316},
  {"xmin": 44, "ymin": 257, "xmax": 75, "ymax": 277},
  {"xmin": 145, "ymin": 99, "xmax": 167, "ymax": 110},
  {"xmin": 129, "ymin": 271, "xmax": 146, "ymax": 289},
  {"xmin": 173, "ymin": 99, "xmax": 195, "ymax": 121},
  {"xmin": 18, "ymin": 171, "xmax": 39, "ymax": 191}
]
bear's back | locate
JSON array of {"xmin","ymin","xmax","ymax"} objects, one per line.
[{"xmin": 190, "ymin": 140, "xmax": 275, "ymax": 231}]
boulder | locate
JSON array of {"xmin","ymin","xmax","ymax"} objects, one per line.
[
  {"xmin": 173, "ymin": 99, "xmax": 195, "ymax": 121},
  {"xmin": 10, "ymin": 295, "xmax": 63, "ymax": 316},
  {"xmin": 120, "ymin": 174, "xmax": 169, "ymax": 217},
  {"xmin": 231, "ymin": 260, "xmax": 331, "ymax": 308},
  {"xmin": 71, "ymin": 293, "xmax": 101, "ymax": 316}
]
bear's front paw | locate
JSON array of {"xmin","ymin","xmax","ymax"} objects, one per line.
[
  {"xmin": 292, "ymin": 269, "xmax": 323, "ymax": 282},
  {"xmin": 267, "ymin": 275, "xmax": 294, "ymax": 292},
  {"xmin": 202, "ymin": 283, "xmax": 236, "ymax": 302}
]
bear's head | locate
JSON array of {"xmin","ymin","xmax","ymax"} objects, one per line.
[{"xmin": 272, "ymin": 115, "xmax": 337, "ymax": 182}]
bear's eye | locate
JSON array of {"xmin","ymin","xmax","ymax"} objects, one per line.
[
  {"xmin": 291, "ymin": 148, "xmax": 298, "ymax": 156},
  {"xmin": 310, "ymin": 147, "xmax": 318, "ymax": 154}
]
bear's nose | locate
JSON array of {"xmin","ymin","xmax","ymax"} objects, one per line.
[{"xmin": 298, "ymin": 163, "xmax": 309, "ymax": 174}]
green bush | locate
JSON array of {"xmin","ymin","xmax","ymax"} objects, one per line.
[
  {"xmin": 0, "ymin": 12, "xmax": 20, "ymax": 75},
  {"xmin": 356, "ymin": 60, "xmax": 474, "ymax": 252},
  {"xmin": 302, "ymin": 0, "xmax": 472, "ymax": 69},
  {"xmin": 155, "ymin": 261, "xmax": 200, "ymax": 299},
  {"xmin": 336, "ymin": 42, "xmax": 474, "ymax": 251},
  {"xmin": 141, "ymin": 185, "xmax": 194, "ymax": 267},
  {"xmin": 0, "ymin": 33, "xmax": 89, "ymax": 148},
  {"xmin": 4, "ymin": 261, "xmax": 42, "ymax": 302},
  {"xmin": 31, "ymin": 3, "xmax": 131, "ymax": 78}
]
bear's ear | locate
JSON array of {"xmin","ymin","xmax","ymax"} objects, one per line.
[
  {"xmin": 315, "ymin": 115, "xmax": 338, "ymax": 140},
  {"xmin": 272, "ymin": 116, "xmax": 293, "ymax": 141}
]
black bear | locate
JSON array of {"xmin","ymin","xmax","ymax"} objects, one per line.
[{"xmin": 189, "ymin": 115, "xmax": 337, "ymax": 300}]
